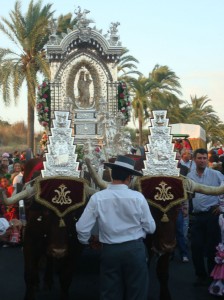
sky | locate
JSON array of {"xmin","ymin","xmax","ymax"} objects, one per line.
[{"xmin": 0, "ymin": 0, "xmax": 224, "ymax": 131}]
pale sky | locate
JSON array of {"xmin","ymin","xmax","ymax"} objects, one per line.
[{"xmin": 0, "ymin": 0, "xmax": 224, "ymax": 130}]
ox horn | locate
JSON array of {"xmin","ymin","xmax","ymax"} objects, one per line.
[
  {"xmin": 1, "ymin": 179, "xmax": 96, "ymax": 205},
  {"xmin": 0, "ymin": 185, "xmax": 36, "ymax": 205},
  {"xmin": 184, "ymin": 177, "xmax": 224, "ymax": 195},
  {"xmin": 84, "ymin": 184, "xmax": 98, "ymax": 196},
  {"xmin": 84, "ymin": 157, "xmax": 108, "ymax": 190}
]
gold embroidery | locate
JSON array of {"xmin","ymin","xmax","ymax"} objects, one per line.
[
  {"xmin": 154, "ymin": 181, "xmax": 174, "ymax": 201},
  {"xmin": 52, "ymin": 184, "xmax": 72, "ymax": 205}
]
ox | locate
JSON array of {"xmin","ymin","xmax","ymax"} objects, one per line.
[
  {"xmin": 84, "ymin": 156, "xmax": 224, "ymax": 300},
  {"xmin": 2, "ymin": 158, "xmax": 94, "ymax": 300}
]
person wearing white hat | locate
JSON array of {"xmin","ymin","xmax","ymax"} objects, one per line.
[
  {"xmin": 76, "ymin": 155, "xmax": 156, "ymax": 300},
  {"xmin": 2, "ymin": 152, "xmax": 10, "ymax": 158}
]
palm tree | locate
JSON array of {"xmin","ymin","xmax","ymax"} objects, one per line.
[
  {"xmin": 202, "ymin": 118, "xmax": 224, "ymax": 145},
  {"xmin": 186, "ymin": 95, "xmax": 217, "ymax": 124},
  {"xmin": 0, "ymin": 0, "xmax": 54, "ymax": 150},
  {"xmin": 57, "ymin": 13, "xmax": 77, "ymax": 34},
  {"xmin": 118, "ymin": 48, "xmax": 142, "ymax": 81},
  {"xmin": 128, "ymin": 76, "xmax": 152, "ymax": 145},
  {"xmin": 148, "ymin": 64, "xmax": 183, "ymax": 112}
]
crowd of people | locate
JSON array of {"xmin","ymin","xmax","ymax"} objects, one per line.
[
  {"xmin": 0, "ymin": 150, "xmax": 28, "ymax": 246},
  {"xmin": 1, "ymin": 146, "xmax": 224, "ymax": 298},
  {"xmin": 175, "ymin": 145, "xmax": 224, "ymax": 293}
]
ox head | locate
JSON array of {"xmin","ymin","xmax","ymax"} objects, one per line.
[
  {"xmin": 24, "ymin": 206, "xmax": 83, "ymax": 259},
  {"xmin": 0, "ymin": 157, "xmax": 92, "ymax": 260}
]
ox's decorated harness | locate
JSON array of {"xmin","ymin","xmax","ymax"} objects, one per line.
[{"xmin": 35, "ymin": 176, "xmax": 87, "ymax": 227}]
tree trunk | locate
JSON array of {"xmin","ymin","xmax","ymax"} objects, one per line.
[
  {"xmin": 138, "ymin": 113, "xmax": 143, "ymax": 146},
  {"xmin": 27, "ymin": 101, "xmax": 35, "ymax": 151}
]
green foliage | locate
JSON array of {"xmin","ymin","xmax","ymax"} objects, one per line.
[
  {"xmin": 0, "ymin": 0, "xmax": 54, "ymax": 150},
  {"xmin": 118, "ymin": 48, "xmax": 142, "ymax": 81},
  {"xmin": 57, "ymin": 13, "xmax": 77, "ymax": 34},
  {"xmin": 0, "ymin": 119, "xmax": 11, "ymax": 126},
  {"xmin": 76, "ymin": 145, "xmax": 84, "ymax": 161}
]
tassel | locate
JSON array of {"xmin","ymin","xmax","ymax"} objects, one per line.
[
  {"xmin": 59, "ymin": 218, "xmax": 66, "ymax": 227},
  {"xmin": 161, "ymin": 213, "xmax": 169, "ymax": 222}
]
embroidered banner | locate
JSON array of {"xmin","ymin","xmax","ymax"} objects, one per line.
[
  {"xmin": 35, "ymin": 176, "xmax": 87, "ymax": 226},
  {"xmin": 138, "ymin": 176, "xmax": 187, "ymax": 222}
]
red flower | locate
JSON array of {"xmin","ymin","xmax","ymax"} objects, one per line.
[
  {"xmin": 119, "ymin": 93, "xmax": 124, "ymax": 99},
  {"xmin": 37, "ymin": 103, "xmax": 43, "ymax": 109},
  {"xmin": 43, "ymin": 94, "xmax": 48, "ymax": 99}
]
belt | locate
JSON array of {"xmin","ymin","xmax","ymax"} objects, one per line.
[
  {"xmin": 192, "ymin": 206, "xmax": 217, "ymax": 216},
  {"xmin": 102, "ymin": 238, "xmax": 143, "ymax": 247}
]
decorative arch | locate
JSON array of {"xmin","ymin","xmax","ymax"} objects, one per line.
[
  {"xmin": 59, "ymin": 29, "xmax": 122, "ymax": 57},
  {"xmin": 53, "ymin": 49, "xmax": 114, "ymax": 109}
]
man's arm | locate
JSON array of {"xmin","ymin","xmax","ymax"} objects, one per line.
[
  {"xmin": 76, "ymin": 198, "xmax": 98, "ymax": 244},
  {"xmin": 140, "ymin": 197, "xmax": 156, "ymax": 234}
]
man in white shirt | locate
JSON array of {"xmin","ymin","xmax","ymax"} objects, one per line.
[
  {"xmin": 187, "ymin": 148, "xmax": 224, "ymax": 286},
  {"xmin": 76, "ymin": 155, "xmax": 156, "ymax": 300},
  {"xmin": 179, "ymin": 150, "xmax": 196, "ymax": 171}
]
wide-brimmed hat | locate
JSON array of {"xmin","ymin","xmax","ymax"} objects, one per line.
[{"xmin": 104, "ymin": 155, "xmax": 143, "ymax": 176}]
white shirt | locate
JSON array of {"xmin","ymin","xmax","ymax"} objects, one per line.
[
  {"xmin": 187, "ymin": 167, "xmax": 224, "ymax": 212},
  {"xmin": 76, "ymin": 184, "xmax": 156, "ymax": 244},
  {"xmin": 180, "ymin": 159, "xmax": 196, "ymax": 171}
]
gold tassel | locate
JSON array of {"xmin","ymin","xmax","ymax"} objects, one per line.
[
  {"xmin": 161, "ymin": 213, "xmax": 169, "ymax": 222},
  {"xmin": 59, "ymin": 218, "xmax": 66, "ymax": 227}
]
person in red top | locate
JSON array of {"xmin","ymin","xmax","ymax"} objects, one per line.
[
  {"xmin": 174, "ymin": 139, "xmax": 183, "ymax": 153},
  {"xmin": 217, "ymin": 147, "xmax": 224, "ymax": 156},
  {"xmin": 0, "ymin": 176, "xmax": 17, "ymax": 221}
]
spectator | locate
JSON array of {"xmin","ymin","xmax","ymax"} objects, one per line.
[
  {"xmin": 0, "ymin": 176, "xmax": 17, "ymax": 220},
  {"xmin": 218, "ymin": 156, "xmax": 224, "ymax": 175},
  {"xmin": 217, "ymin": 146, "xmax": 224, "ymax": 156},
  {"xmin": 0, "ymin": 164, "xmax": 8, "ymax": 178},
  {"xmin": 176, "ymin": 201, "xmax": 189, "ymax": 263},
  {"xmin": 176, "ymin": 156, "xmax": 190, "ymax": 263},
  {"xmin": 0, "ymin": 218, "xmax": 22, "ymax": 242},
  {"xmin": 12, "ymin": 150, "xmax": 20, "ymax": 162},
  {"xmin": 174, "ymin": 139, "xmax": 183, "ymax": 153},
  {"xmin": 20, "ymin": 151, "xmax": 26, "ymax": 161},
  {"xmin": 208, "ymin": 154, "xmax": 223, "ymax": 172},
  {"xmin": 12, "ymin": 161, "xmax": 25, "ymax": 194},
  {"xmin": 0, "ymin": 176, "xmax": 14, "ymax": 197},
  {"xmin": 182, "ymin": 138, "xmax": 192, "ymax": 151},
  {"xmin": 179, "ymin": 150, "xmax": 196, "ymax": 171},
  {"xmin": 187, "ymin": 148, "xmax": 224, "ymax": 286},
  {"xmin": 10, "ymin": 161, "xmax": 22, "ymax": 181},
  {"xmin": 1, "ymin": 157, "xmax": 10, "ymax": 173}
]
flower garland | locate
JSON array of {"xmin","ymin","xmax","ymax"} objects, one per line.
[
  {"xmin": 117, "ymin": 81, "xmax": 131, "ymax": 125},
  {"xmin": 39, "ymin": 131, "xmax": 48, "ymax": 151},
  {"xmin": 36, "ymin": 80, "xmax": 51, "ymax": 129}
]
